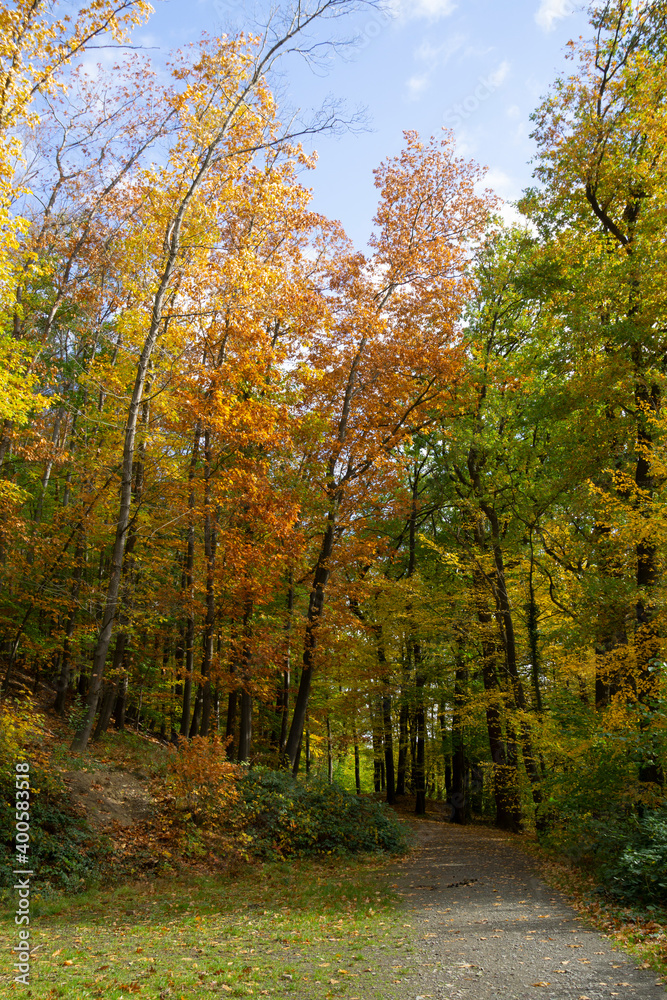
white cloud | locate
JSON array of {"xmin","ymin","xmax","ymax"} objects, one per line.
[
  {"xmin": 483, "ymin": 167, "xmax": 519, "ymax": 200},
  {"xmin": 406, "ymin": 33, "xmax": 465, "ymax": 100},
  {"xmin": 475, "ymin": 170, "xmax": 535, "ymax": 231},
  {"xmin": 535, "ymin": 0, "xmax": 574, "ymax": 32},
  {"xmin": 498, "ymin": 202, "xmax": 535, "ymax": 231},
  {"xmin": 391, "ymin": 0, "xmax": 457, "ymax": 21},
  {"xmin": 415, "ymin": 33, "xmax": 466, "ymax": 65},
  {"xmin": 407, "ymin": 74, "xmax": 430, "ymax": 99},
  {"xmin": 487, "ymin": 59, "xmax": 510, "ymax": 89}
]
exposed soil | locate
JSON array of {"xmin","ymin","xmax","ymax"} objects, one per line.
[
  {"xmin": 389, "ymin": 815, "xmax": 666, "ymax": 1000},
  {"xmin": 63, "ymin": 769, "xmax": 153, "ymax": 828}
]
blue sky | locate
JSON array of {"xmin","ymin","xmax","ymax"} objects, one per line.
[{"xmin": 138, "ymin": 0, "xmax": 589, "ymax": 248}]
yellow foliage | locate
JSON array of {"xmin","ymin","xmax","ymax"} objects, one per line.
[
  {"xmin": 0, "ymin": 696, "xmax": 44, "ymax": 772},
  {"xmin": 0, "ymin": 336, "xmax": 48, "ymax": 424}
]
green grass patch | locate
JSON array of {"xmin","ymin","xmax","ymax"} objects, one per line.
[
  {"xmin": 0, "ymin": 856, "xmax": 416, "ymax": 999},
  {"xmin": 52, "ymin": 727, "xmax": 170, "ymax": 779}
]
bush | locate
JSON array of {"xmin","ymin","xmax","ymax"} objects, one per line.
[
  {"xmin": 538, "ymin": 799, "xmax": 667, "ymax": 906},
  {"xmin": 0, "ymin": 797, "xmax": 113, "ymax": 894},
  {"xmin": 604, "ymin": 811, "xmax": 667, "ymax": 905},
  {"xmin": 237, "ymin": 769, "xmax": 408, "ymax": 859},
  {"xmin": 0, "ymin": 697, "xmax": 112, "ymax": 895},
  {"xmin": 0, "ymin": 696, "xmax": 44, "ymax": 779},
  {"xmin": 161, "ymin": 734, "xmax": 241, "ymax": 827}
]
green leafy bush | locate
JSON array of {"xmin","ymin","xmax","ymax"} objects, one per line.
[
  {"xmin": 604, "ymin": 811, "xmax": 667, "ymax": 905},
  {"xmin": 0, "ymin": 795, "xmax": 113, "ymax": 895},
  {"xmin": 0, "ymin": 697, "xmax": 112, "ymax": 896},
  {"xmin": 236, "ymin": 769, "xmax": 408, "ymax": 859}
]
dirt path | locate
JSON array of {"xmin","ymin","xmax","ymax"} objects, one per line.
[
  {"xmin": 63, "ymin": 769, "xmax": 153, "ymax": 827},
  {"xmin": 390, "ymin": 817, "xmax": 666, "ymax": 1000}
]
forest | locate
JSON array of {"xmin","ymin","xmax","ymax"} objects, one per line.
[{"xmin": 3, "ymin": 0, "xmax": 667, "ymax": 921}]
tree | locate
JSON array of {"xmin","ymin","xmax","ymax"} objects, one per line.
[
  {"xmin": 282, "ymin": 130, "xmax": 494, "ymax": 769},
  {"xmin": 527, "ymin": 0, "xmax": 667, "ymax": 782}
]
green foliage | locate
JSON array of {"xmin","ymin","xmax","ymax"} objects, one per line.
[
  {"xmin": 0, "ymin": 696, "xmax": 113, "ymax": 896},
  {"xmin": 0, "ymin": 794, "xmax": 113, "ymax": 895},
  {"xmin": 237, "ymin": 769, "xmax": 408, "ymax": 859},
  {"xmin": 604, "ymin": 812, "xmax": 667, "ymax": 905},
  {"xmin": 538, "ymin": 770, "xmax": 667, "ymax": 906},
  {"xmin": 0, "ymin": 758, "xmax": 112, "ymax": 896}
]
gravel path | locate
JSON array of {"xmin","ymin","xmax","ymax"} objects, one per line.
[{"xmin": 390, "ymin": 817, "xmax": 666, "ymax": 1000}]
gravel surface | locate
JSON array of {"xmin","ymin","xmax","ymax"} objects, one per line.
[{"xmin": 390, "ymin": 817, "xmax": 666, "ymax": 1000}]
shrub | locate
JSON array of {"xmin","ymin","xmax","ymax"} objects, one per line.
[
  {"xmin": 237, "ymin": 769, "xmax": 408, "ymax": 859},
  {"xmin": 0, "ymin": 696, "xmax": 44, "ymax": 778},
  {"xmin": 0, "ymin": 798, "xmax": 113, "ymax": 894},
  {"xmin": 604, "ymin": 811, "xmax": 667, "ymax": 905},
  {"xmin": 0, "ymin": 697, "xmax": 112, "ymax": 895},
  {"xmin": 161, "ymin": 735, "xmax": 241, "ymax": 827}
]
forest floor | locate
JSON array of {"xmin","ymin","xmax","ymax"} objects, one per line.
[
  {"xmin": 4, "ymin": 811, "xmax": 667, "ymax": 1000},
  {"xmin": 0, "ymin": 853, "xmax": 415, "ymax": 999},
  {"xmin": 390, "ymin": 813, "xmax": 667, "ymax": 1000},
  {"xmin": 3, "ymin": 716, "xmax": 667, "ymax": 998}
]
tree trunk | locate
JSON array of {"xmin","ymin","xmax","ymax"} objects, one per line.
[
  {"xmin": 278, "ymin": 576, "xmax": 293, "ymax": 754},
  {"xmin": 199, "ymin": 427, "xmax": 217, "ymax": 738},
  {"xmin": 70, "ymin": 90, "xmax": 243, "ymax": 751},
  {"xmin": 527, "ymin": 534, "xmax": 543, "ymax": 713},
  {"xmin": 414, "ymin": 639, "xmax": 426, "ymax": 815},
  {"xmin": 326, "ymin": 715, "xmax": 333, "ymax": 783},
  {"xmin": 92, "ymin": 681, "xmax": 118, "ymax": 741},
  {"xmin": 54, "ymin": 533, "xmax": 84, "ymax": 714},
  {"xmin": 114, "ymin": 675, "xmax": 127, "ymax": 731},
  {"xmin": 633, "ymin": 353, "xmax": 663, "ymax": 784},
  {"xmin": 374, "ymin": 625, "xmax": 395, "ymax": 805},
  {"xmin": 93, "ymin": 633, "xmax": 127, "ymax": 740},
  {"xmin": 396, "ymin": 694, "xmax": 409, "ymax": 795},
  {"xmin": 354, "ymin": 732, "xmax": 361, "ymax": 794},
  {"xmin": 284, "ymin": 513, "xmax": 336, "ymax": 768},
  {"xmin": 488, "ymin": 523, "xmax": 542, "ymax": 809},
  {"xmin": 371, "ymin": 695, "xmax": 383, "ymax": 792},
  {"xmin": 473, "ymin": 555, "xmax": 522, "ymax": 832},
  {"xmin": 225, "ymin": 690, "xmax": 238, "ymax": 759},
  {"xmin": 238, "ymin": 690, "xmax": 252, "ymax": 762},
  {"xmin": 237, "ymin": 597, "xmax": 254, "ymax": 762},
  {"xmin": 189, "ymin": 685, "xmax": 203, "ymax": 737},
  {"xmin": 180, "ymin": 423, "xmax": 201, "ymax": 737},
  {"xmin": 451, "ymin": 645, "xmax": 467, "ymax": 824},
  {"xmin": 71, "ymin": 352, "xmax": 159, "ymax": 749}
]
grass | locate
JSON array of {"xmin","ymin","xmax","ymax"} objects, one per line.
[
  {"xmin": 49, "ymin": 723, "xmax": 171, "ymax": 779},
  {"xmin": 0, "ymin": 855, "xmax": 416, "ymax": 999}
]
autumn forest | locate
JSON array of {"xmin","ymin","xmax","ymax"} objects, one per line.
[{"xmin": 3, "ymin": 0, "xmax": 667, "ymax": 917}]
